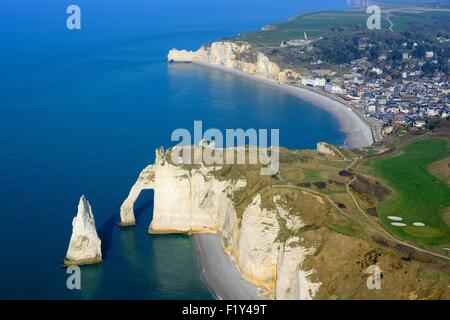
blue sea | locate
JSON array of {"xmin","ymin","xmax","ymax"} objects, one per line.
[{"xmin": 0, "ymin": 0, "xmax": 347, "ymax": 299}]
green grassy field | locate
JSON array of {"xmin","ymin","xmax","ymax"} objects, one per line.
[
  {"xmin": 368, "ymin": 139, "xmax": 450, "ymax": 246},
  {"xmin": 234, "ymin": 8, "xmax": 449, "ymax": 47},
  {"xmin": 236, "ymin": 11, "xmax": 391, "ymax": 47}
]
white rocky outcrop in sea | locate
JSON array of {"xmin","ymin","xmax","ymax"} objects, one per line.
[
  {"xmin": 65, "ymin": 196, "xmax": 102, "ymax": 266},
  {"xmin": 168, "ymin": 41, "xmax": 300, "ymax": 84},
  {"xmin": 120, "ymin": 146, "xmax": 322, "ymax": 299}
]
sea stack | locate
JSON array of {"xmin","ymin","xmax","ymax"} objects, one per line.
[{"xmin": 64, "ymin": 196, "xmax": 102, "ymax": 266}]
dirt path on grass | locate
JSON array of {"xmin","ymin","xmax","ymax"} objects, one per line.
[{"xmin": 276, "ymin": 156, "xmax": 450, "ymax": 261}]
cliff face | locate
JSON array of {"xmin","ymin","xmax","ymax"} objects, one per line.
[
  {"xmin": 120, "ymin": 145, "xmax": 321, "ymax": 299},
  {"xmin": 120, "ymin": 145, "xmax": 450, "ymax": 300},
  {"xmin": 168, "ymin": 41, "xmax": 300, "ymax": 84},
  {"xmin": 65, "ymin": 196, "xmax": 102, "ymax": 266}
]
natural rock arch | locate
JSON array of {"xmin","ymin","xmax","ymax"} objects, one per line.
[{"xmin": 120, "ymin": 165, "xmax": 155, "ymax": 227}]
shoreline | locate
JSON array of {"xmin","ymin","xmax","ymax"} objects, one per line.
[
  {"xmin": 192, "ymin": 234, "xmax": 263, "ymax": 300},
  {"xmin": 194, "ymin": 61, "xmax": 374, "ymax": 149},
  {"xmin": 187, "ymin": 61, "xmax": 375, "ymax": 300}
]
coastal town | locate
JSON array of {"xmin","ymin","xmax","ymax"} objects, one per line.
[
  {"xmin": 295, "ymin": 49, "xmax": 450, "ymax": 139},
  {"xmin": 230, "ymin": 5, "xmax": 450, "ymax": 142}
]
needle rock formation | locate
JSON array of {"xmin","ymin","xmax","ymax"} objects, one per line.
[{"xmin": 64, "ymin": 196, "xmax": 102, "ymax": 266}]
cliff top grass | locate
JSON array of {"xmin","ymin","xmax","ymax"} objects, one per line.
[
  {"xmin": 363, "ymin": 138, "xmax": 450, "ymax": 247},
  {"xmin": 165, "ymin": 140, "xmax": 450, "ymax": 254},
  {"xmin": 161, "ymin": 142, "xmax": 450, "ymax": 298},
  {"xmin": 233, "ymin": 8, "xmax": 448, "ymax": 48},
  {"xmin": 302, "ymin": 229, "xmax": 450, "ymax": 300},
  {"xmin": 234, "ymin": 11, "xmax": 388, "ymax": 47},
  {"xmin": 227, "ymin": 7, "xmax": 450, "ymax": 74}
]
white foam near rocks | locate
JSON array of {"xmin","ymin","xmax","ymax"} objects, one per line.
[
  {"xmin": 387, "ymin": 216, "xmax": 403, "ymax": 221},
  {"xmin": 391, "ymin": 222, "xmax": 407, "ymax": 227},
  {"xmin": 413, "ymin": 222, "xmax": 426, "ymax": 227}
]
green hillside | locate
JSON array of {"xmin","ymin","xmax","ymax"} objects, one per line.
[{"xmin": 368, "ymin": 139, "xmax": 450, "ymax": 246}]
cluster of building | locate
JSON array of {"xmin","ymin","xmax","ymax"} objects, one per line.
[
  {"xmin": 346, "ymin": 76, "xmax": 449, "ymax": 130},
  {"xmin": 296, "ymin": 53, "xmax": 450, "ymax": 135}
]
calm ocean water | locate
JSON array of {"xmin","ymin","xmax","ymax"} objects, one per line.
[{"xmin": 0, "ymin": 0, "xmax": 347, "ymax": 299}]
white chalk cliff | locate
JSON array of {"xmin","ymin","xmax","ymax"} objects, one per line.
[
  {"xmin": 168, "ymin": 41, "xmax": 300, "ymax": 84},
  {"xmin": 65, "ymin": 196, "xmax": 102, "ymax": 266},
  {"xmin": 120, "ymin": 146, "xmax": 322, "ymax": 299}
]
